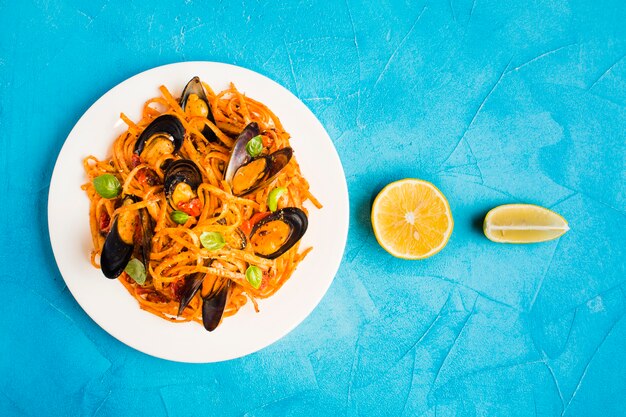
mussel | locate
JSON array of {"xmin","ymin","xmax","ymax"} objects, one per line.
[
  {"xmin": 134, "ymin": 115, "xmax": 184, "ymax": 167},
  {"xmin": 216, "ymin": 217, "xmax": 247, "ymax": 250},
  {"xmin": 163, "ymin": 159, "xmax": 203, "ymax": 215},
  {"xmin": 180, "ymin": 76, "xmax": 218, "ymax": 143},
  {"xmin": 100, "ymin": 196, "xmax": 153, "ymax": 279},
  {"xmin": 232, "ymin": 227, "xmax": 248, "ymax": 250},
  {"xmin": 249, "ymin": 207, "xmax": 308, "ymax": 259},
  {"xmin": 100, "ymin": 217, "xmax": 133, "ymax": 279},
  {"xmin": 137, "ymin": 206, "xmax": 154, "ymax": 272},
  {"xmin": 223, "ymin": 122, "xmax": 293, "ymax": 196},
  {"xmin": 176, "ymin": 267, "xmax": 230, "ymax": 332},
  {"xmin": 177, "ymin": 273, "xmax": 204, "ymax": 316},
  {"xmin": 230, "ymin": 148, "xmax": 293, "ymax": 196},
  {"xmin": 201, "ymin": 274, "xmax": 230, "ymax": 332},
  {"xmin": 224, "ymin": 122, "xmax": 260, "ymax": 183}
]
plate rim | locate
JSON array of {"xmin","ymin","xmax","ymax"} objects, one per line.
[{"xmin": 47, "ymin": 61, "xmax": 349, "ymax": 363}]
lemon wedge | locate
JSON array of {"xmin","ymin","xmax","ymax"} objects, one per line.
[
  {"xmin": 371, "ymin": 179, "xmax": 454, "ymax": 259},
  {"xmin": 483, "ymin": 204, "xmax": 569, "ymax": 243}
]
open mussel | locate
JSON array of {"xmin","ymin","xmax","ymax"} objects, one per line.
[
  {"xmin": 249, "ymin": 207, "xmax": 308, "ymax": 259},
  {"xmin": 223, "ymin": 122, "xmax": 293, "ymax": 196},
  {"xmin": 164, "ymin": 159, "xmax": 203, "ymax": 215},
  {"xmin": 100, "ymin": 217, "xmax": 134, "ymax": 279},
  {"xmin": 224, "ymin": 122, "xmax": 260, "ymax": 183},
  {"xmin": 134, "ymin": 115, "xmax": 184, "ymax": 167},
  {"xmin": 230, "ymin": 148, "xmax": 293, "ymax": 196},
  {"xmin": 100, "ymin": 196, "xmax": 153, "ymax": 279},
  {"xmin": 177, "ymin": 267, "xmax": 230, "ymax": 332},
  {"xmin": 180, "ymin": 76, "xmax": 218, "ymax": 143}
]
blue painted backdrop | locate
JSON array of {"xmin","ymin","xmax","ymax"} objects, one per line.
[{"xmin": 1, "ymin": 0, "xmax": 625, "ymax": 416}]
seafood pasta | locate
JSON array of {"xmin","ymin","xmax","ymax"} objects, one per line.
[{"xmin": 82, "ymin": 77, "xmax": 321, "ymax": 331}]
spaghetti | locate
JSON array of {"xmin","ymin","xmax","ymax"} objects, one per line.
[{"xmin": 82, "ymin": 77, "xmax": 321, "ymax": 330}]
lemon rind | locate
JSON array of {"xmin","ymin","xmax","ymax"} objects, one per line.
[
  {"xmin": 371, "ymin": 179, "xmax": 454, "ymax": 260},
  {"xmin": 483, "ymin": 203, "xmax": 569, "ymax": 244}
]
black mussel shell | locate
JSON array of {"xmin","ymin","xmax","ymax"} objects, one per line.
[
  {"xmin": 163, "ymin": 159, "xmax": 203, "ymax": 210},
  {"xmin": 230, "ymin": 147, "xmax": 292, "ymax": 196},
  {"xmin": 101, "ymin": 196, "xmax": 153, "ymax": 280},
  {"xmin": 100, "ymin": 217, "xmax": 134, "ymax": 279},
  {"xmin": 214, "ymin": 218, "xmax": 246, "ymax": 249},
  {"xmin": 180, "ymin": 76, "xmax": 218, "ymax": 143},
  {"xmin": 138, "ymin": 208, "xmax": 154, "ymax": 268},
  {"xmin": 134, "ymin": 114, "xmax": 184, "ymax": 156},
  {"xmin": 249, "ymin": 207, "xmax": 308, "ymax": 259},
  {"xmin": 202, "ymin": 278, "xmax": 230, "ymax": 332},
  {"xmin": 177, "ymin": 273, "xmax": 205, "ymax": 316},
  {"xmin": 224, "ymin": 122, "xmax": 260, "ymax": 184},
  {"xmin": 233, "ymin": 228, "xmax": 247, "ymax": 250}
]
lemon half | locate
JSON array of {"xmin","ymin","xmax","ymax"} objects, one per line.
[{"xmin": 371, "ymin": 179, "xmax": 454, "ymax": 259}]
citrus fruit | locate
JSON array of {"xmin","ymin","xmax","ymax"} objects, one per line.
[
  {"xmin": 483, "ymin": 204, "xmax": 569, "ymax": 243},
  {"xmin": 371, "ymin": 179, "xmax": 453, "ymax": 259}
]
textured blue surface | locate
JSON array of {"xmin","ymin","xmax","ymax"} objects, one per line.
[{"xmin": 1, "ymin": 0, "xmax": 625, "ymax": 416}]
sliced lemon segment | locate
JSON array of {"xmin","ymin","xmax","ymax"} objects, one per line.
[
  {"xmin": 371, "ymin": 179, "xmax": 454, "ymax": 259},
  {"xmin": 483, "ymin": 204, "xmax": 569, "ymax": 243}
]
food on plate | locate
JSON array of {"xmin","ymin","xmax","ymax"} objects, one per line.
[{"xmin": 82, "ymin": 76, "xmax": 321, "ymax": 331}]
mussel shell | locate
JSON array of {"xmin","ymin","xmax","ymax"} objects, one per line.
[
  {"xmin": 233, "ymin": 227, "xmax": 247, "ymax": 250},
  {"xmin": 100, "ymin": 217, "xmax": 134, "ymax": 279},
  {"xmin": 224, "ymin": 122, "xmax": 260, "ymax": 184},
  {"xmin": 180, "ymin": 76, "xmax": 218, "ymax": 143},
  {"xmin": 249, "ymin": 207, "xmax": 308, "ymax": 259},
  {"xmin": 138, "ymin": 208, "xmax": 154, "ymax": 268},
  {"xmin": 163, "ymin": 159, "xmax": 203, "ymax": 210},
  {"xmin": 202, "ymin": 278, "xmax": 230, "ymax": 332},
  {"xmin": 100, "ymin": 196, "xmax": 153, "ymax": 279},
  {"xmin": 215, "ymin": 218, "xmax": 247, "ymax": 249},
  {"xmin": 230, "ymin": 147, "xmax": 293, "ymax": 196},
  {"xmin": 177, "ymin": 273, "xmax": 204, "ymax": 316},
  {"xmin": 134, "ymin": 114, "xmax": 184, "ymax": 156}
]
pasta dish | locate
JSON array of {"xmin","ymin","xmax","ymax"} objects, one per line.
[{"xmin": 82, "ymin": 76, "xmax": 320, "ymax": 331}]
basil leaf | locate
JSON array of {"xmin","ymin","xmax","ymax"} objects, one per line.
[
  {"xmin": 267, "ymin": 187, "xmax": 287, "ymax": 212},
  {"xmin": 171, "ymin": 210, "xmax": 189, "ymax": 224},
  {"xmin": 245, "ymin": 135, "xmax": 263, "ymax": 157},
  {"xmin": 200, "ymin": 231, "xmax": 226, "ymax": 251},
  {"xmin": 125, "ymin": 258, "xmax": 146, "ymax": 285},
  {"xmin": 246, "ymin": 265, "xmax": 262, "ymax": 289},
  {"xmin": 93, "ymin": 174, "xmax": 121, "ymax": 199}
]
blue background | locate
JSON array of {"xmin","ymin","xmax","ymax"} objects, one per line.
[{"xmin": 1, "ymin": 0, "xmax": 625, "ymax": 416}]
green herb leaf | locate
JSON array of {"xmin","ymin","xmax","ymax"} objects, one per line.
[
  {"xmin": 267, "ymin": 187, "xmax": 287, "ymax": 212},
  {"xmin": 170, "ymin": 210, "xmax": 190, "ymax": 224},
  {"xmin": 246, "ymin": 265, "xmax": 263, "ymax": 289},
  {"xmin": 125, "ymin": 258, "xmax": 146, "ymax": 285},
  {"xmin": 200, "ymin": 231, "xmax": 226, "ymax": 251},
  {"xmin": 93, "ymin": 174, "xmax": 121, "ymax": 199},
  {"xmin": 245, "ymin": 135, "xmax": 263, "ymax": 157}
]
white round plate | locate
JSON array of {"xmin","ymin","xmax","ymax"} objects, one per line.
[{"xmin": 48, "ymin": 62, "xmax": 349, "ymax": 363}]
